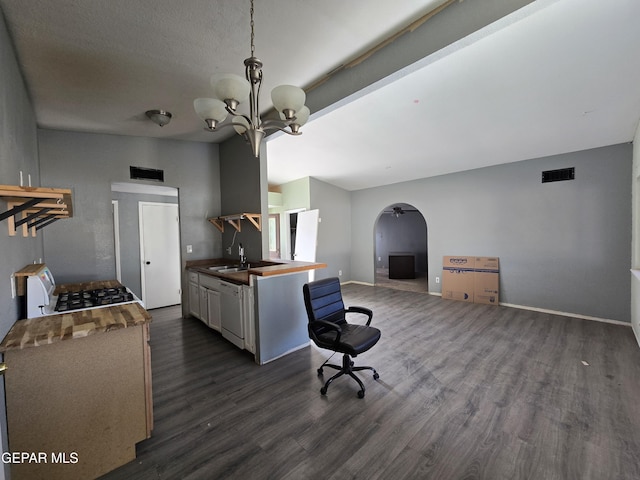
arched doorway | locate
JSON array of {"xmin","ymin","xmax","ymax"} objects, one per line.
[{"xmin": 374, "ymin": 203, "xmax": 428, "ymax": 293}]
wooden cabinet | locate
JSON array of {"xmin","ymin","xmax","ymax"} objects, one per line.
[
  {"xmin": 2, "ymin": 317, "xmax": 152, "ymax": 480},
  {"xmin": 389, "ymin": 253, "xmax": 415, "ymax": 279},
  {"xmin": 185, "ymin": 269, "xmax": 256, "ymax": 357},
  {"xmin": 199, "ymin": 274, "xmax": 221, "ymax": 331},
  {"xmin": 207, "ymin": 288, "xmax": 222, "ymax": 332},
  {"xmin": 199, "ymin": 285, "xmax": 209, "ymax": 324},
  {"xmin": 188, "ymin": 271, "xmax": 200, "ymax": 319},
  {"xmin": 242, "ymin": 285, "xmax": 255, "ymax": 353}
]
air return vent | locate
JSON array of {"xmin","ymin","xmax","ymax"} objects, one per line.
[
  {"xmin": 130, "ymin": 166, "xmax": 164, "ymax": 182},
  {"xmin": 542, "ymin": 167, "xmax": 574, "ymax": 183}
]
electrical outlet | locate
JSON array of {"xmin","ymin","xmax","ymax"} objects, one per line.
[
  {"xmin": 435, "ymin": 276, "xmax": 440, "ymax": 284},
  {"xmin": 378, "ymin": 256, "xmax": 381, "ymax": 261},
  {"xmin": 338, "ymin": 270, "xmax": 342, "ymax": 276},
  {"xmin": 186, "ymin": 245, "xmax": 193, "ymax": 253}
]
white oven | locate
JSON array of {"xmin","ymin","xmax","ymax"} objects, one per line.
[
  {"xmin": 26, "ymin": 265, "xmax": 56, "ymax": 318},
  {"xmin": 25, "ymin": 264, "xmax": 141, "ymax": 319}
]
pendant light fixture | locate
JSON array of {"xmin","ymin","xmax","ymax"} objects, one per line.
[
  {"xmin": 146, "ymin": 109, "xmax": 172, "ymax": 127},
  {"xmin": 194, "ymin": 0, "xmax": 310, "ymax": 157}
]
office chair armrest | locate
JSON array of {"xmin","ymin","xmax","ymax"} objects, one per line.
[
  {"xmin": 310, "ymin": 319, "xmax": 343, "ymax": 343},
  {"xmin": 346, "ymin": 306, "xmax": 374, "ymax": 325}
]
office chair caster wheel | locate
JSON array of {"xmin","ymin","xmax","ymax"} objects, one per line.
[
  {"xmin": 357, "ymin": 390, "xmax": 365, "ymax": 399},
  {"xmin": 373, "ymin": 372, "xmax": 379, "ymax": 380},
  {"xmin": 320, "ymin": 387, "xmax": 327, "ymax": 395},
  {"xmin": 317, "ymin": 368, "xmax": 323, "ymax": 376}
]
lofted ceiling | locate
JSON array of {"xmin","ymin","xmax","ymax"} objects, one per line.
[
  {"xmin": 2, "ymin": 0, "xmax": 640, "ymax": 191},
  {"xmin": 268, "ymin": 0, "xmax": 640, "ymax": 190}
]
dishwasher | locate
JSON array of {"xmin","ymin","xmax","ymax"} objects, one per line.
[{"xmin": 219, "ymin": 280, "xmax": 244, "ymax": 349}]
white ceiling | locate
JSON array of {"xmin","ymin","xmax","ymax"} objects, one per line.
[
  {"xmin": 268, "ymin": 0, "xmax": 640, "ymax": 190},
  {"xmin": 2, "ymin": 0, "xmax": 640, "ymax": 191}
]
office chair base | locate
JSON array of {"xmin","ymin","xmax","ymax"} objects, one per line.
[{"xmin": 318, "ymin": 353, "xmax": 379, "ymax": 398}]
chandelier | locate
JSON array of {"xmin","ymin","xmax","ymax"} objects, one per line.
[{"xmin": 193, "ymin": 0, "xmax": 310, "ymax": 157}]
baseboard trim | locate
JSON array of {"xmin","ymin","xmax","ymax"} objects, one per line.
[
  {"xmin": 343, "ymin": 282, "xmax": 629, "ymax": 326},
  {"xmin": 499, "ymin": 302, "xmax": 629, "ymax": 326},
  {"xmin": 259, "ymin": 341, "xmax": 310, "ymax": 365}
]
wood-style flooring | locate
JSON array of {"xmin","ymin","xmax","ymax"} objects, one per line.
[{"xmin": 100, "ymin": 284, "xmax": 640, "ymax": 479}]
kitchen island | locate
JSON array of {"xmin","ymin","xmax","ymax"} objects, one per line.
[
  {"xmin": 0, "ymin": 280, "xmax": 152, "ymax": 480},
  {"xmin": 186, "ymin": 259, "xmax": 326, "ymax": 364}
]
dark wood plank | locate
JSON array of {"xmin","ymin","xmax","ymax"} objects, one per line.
[{"xmin": 100, "ymin": 285, "xmax": 640, "ymax": 480}]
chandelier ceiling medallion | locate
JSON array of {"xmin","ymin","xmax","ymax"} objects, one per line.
[{"xmin": 194, "ymin": 0, "xmax": 310, "ymax": 157}]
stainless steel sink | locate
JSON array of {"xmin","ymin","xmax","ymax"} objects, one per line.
[
  {"xmin": 207, "ymin": 265, "xmax": 232, "ymax": 271},
  {"xmin": 216, "ymin": 267, "xmax": 249, "ymax": 273}
]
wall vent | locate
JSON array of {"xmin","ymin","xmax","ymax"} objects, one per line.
[
  {"xmin": 130, "ymin": 166, "xmax": 164, "ymax": 182},
  {"xmin": 542, "ymin": 167, "xmax": 574, "ymax": 183}
]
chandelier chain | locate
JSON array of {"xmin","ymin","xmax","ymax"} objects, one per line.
[{"xmin": 250, "ymin": 0, "xmax": 255, "ymax": 57}]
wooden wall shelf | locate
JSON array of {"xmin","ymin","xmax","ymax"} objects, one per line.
[
  {"xmin": 208, "ymin": 213, "xmax": 261, "ymax": 233},
  {"xmin": 0, "ymin": 185, "xmax": 73, "ymax": 237}
]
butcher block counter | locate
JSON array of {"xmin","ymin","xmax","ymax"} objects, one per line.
[{"xmin": 0, "ymin": 280, "xmax": 152, "ymax": 480}]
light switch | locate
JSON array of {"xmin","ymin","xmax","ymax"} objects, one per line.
[{"xmin": 186, "ymin": 245, "xmax": 193, "ymax": 253}]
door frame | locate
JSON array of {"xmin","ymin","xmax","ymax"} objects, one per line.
[
  {"xmin": 112, "ymin": 200, "xmax": 122, "ymax": 282},
  {"xmin": 138, "ymin": 201, "xmax": 182, "ymax": 308}
]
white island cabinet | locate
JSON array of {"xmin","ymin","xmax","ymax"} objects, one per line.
[
  {"xmin": 186, "ymin": 259, "xmax": 326, "ymax": 364},
  {"xmin": 199, "ymin": 274, "xmax": 222, "ymax": 331},
  {"xmin": 188, "ymin": 270, "xmax": 200, "ymax": 319}
]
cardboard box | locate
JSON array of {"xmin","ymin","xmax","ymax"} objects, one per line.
[
  {"xmin": 442, "ymin": 256, "xmax": 500, "ymax": 305},
  {"xmin": 473, "ymin": 257, "xmax": 499, "ymax": 305},
  {"xmin": 442, "ymin": 256, "xmax": 475, "ymax": 303}
]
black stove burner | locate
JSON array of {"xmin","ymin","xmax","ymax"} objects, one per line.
[{"xmin": 55, "ymin": 286, "xmax": 134, "ymax": 312}]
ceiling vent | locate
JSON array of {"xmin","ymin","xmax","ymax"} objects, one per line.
[
  {"xmin": 130, "ymin": 166, "xmax": 164, "ymax": 182},
  {"xmin": 542, "ymin": 167, "xmax": 574, "ymax": 183}
]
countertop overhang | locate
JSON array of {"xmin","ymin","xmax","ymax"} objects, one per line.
[{"xmin": 186, "ymin": 258, "xmax": 327, "ymax": 284}]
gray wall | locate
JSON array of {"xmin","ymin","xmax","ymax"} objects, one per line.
[
  {"xmin": 0, "ymin": 7, "xmax": 40, "ymax": 475},
  {"xmin": 375, "ymin": 211, "xmax": 427, "ymax": 272},
  {"xmin": 351, "ymin": 144, "xmax": 632, "ymax": 322},
  {"xmin": 37, "ymin": 130, "xmax": 222, "ymax": 289},
  {"xmin": 219, "ymin": 135, "xmax": 264, "ymax": 263},
  {"xmin": 111, "ymin": 191, "xmax": 178, "ymax": 298},
  {"xmin": 309, "ymin": 177, "xmax": 352, "ymax": 281}
]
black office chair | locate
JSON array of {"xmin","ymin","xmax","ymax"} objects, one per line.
[{"xmin": 303, "ymin": 277, "xmax": 381, "ymax": 398}]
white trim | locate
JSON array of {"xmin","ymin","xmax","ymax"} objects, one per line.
[
  {"xmin": 498, "ymin": 302, "xmax": 629, "ymax": 326},
  {"xmin": 341, "ymin": 280, "xmax": 375, "ymax": 287},
  {"xmin": 111, "ymin": 181, "xmax": 178, "ymax": 197},
  {"xmin": 346, "ymin": 281, "xmax": 629, "ymax": 327},
  {"xmin": 112, "ymin": 200, "xmax": 122, "ymax": 282},
  {"xmin": 259, "ymin": 341, "xmax": 310, "ymax": 365},
  {"xmin": 138, "ymin": 202, "xmax": 147, "ymax": 306}
]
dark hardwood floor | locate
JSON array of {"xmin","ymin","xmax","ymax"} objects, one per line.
[{"xmin": 100, "ymin": 284, "xmax": 640, "ymax": 479}]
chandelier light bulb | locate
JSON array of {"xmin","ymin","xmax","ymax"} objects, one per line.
[{"xmin": 210, "ymin": 73, "xmax": 250, "ymax": 109}]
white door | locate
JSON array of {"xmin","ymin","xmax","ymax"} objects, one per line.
[
  {"xmin": 139, "ymin": 202, "xmax": 181, "ymax": 309},
  {"xmin": 294, "ymin": 209, "xmax": 319, "ymax": 281},
  {"xmin": 294, "ymin": 209, "xmax": 319, "ymax": 262}
]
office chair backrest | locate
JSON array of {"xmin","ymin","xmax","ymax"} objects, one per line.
[{"xmin": 303, "ymin": 278, "xmax": 346, "ymax": 333}]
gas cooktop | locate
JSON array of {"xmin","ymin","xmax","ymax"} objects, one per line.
[{"xmin": 55, "ymin": 286, "xmax": 135, "ymax": 313}]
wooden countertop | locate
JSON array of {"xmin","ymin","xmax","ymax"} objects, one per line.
[
  {"xmin": 0, "ymin": 280, "xmax": 151, "ymax": 352},
  {"xmin": 186, "ymin": 259, "xmax": 327, "ymax": 284}
]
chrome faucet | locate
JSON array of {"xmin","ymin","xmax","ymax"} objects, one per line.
[{"xmin": 239, "ymin": 243, "xmax": 246, "ymax": 267}]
